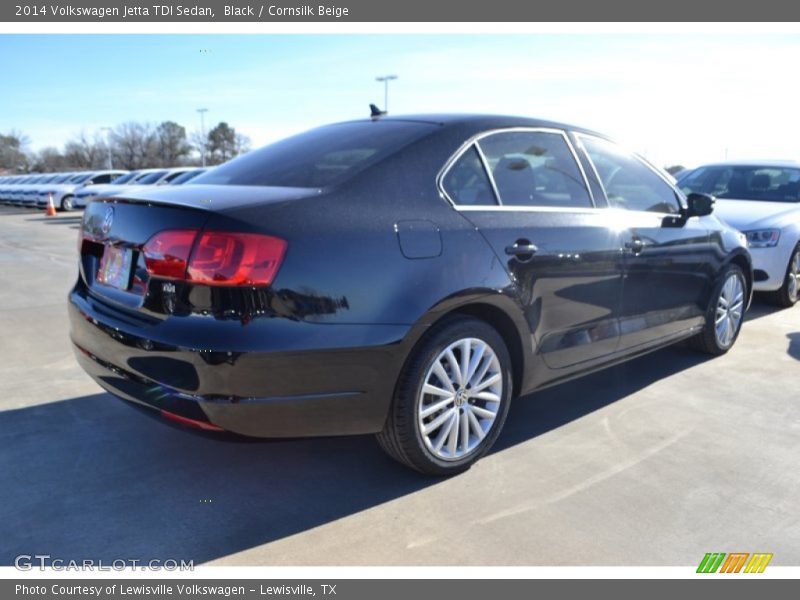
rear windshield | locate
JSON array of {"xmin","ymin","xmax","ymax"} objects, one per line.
[
  {"xmin": 680, "ymin": 165, "xmax": 800, "ymax": 202},
  {"xmin": 193, "ymin": 120, "xmax": 438, "ymax": 188}
]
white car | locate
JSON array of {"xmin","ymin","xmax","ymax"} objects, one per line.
[
  {"xmin": 680, "ymin": 161, "xmax": 800, "ymax": 306},
  {"xmin": 72, "ymin": 169, "xmax": 150, "ymax": 208},
  {"xmin": 38, "ymin": 170, "xmax": 128, "ymax": 212}
]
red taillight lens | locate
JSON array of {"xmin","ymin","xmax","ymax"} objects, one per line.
[
  {"xmin": 187, "ymin": 232, "xmax": 287, "ymax": 286},
  {"xmin": 141, "ymin": 229, "xmax": 287, "ymax": 286},
  {"xmin": 142, "ymin": 230, "xmax": 197, "ymax": 280}
]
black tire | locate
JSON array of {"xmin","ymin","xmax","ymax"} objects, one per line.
[
  {"xmin": 689, "ymin": 263, "xmax": 747, "ymax": 355},
  {"xmin": 764, "ymin": 244, "xmax": 800, "ymax": 308},
  {"xmin": 376, "ymin": 315, "xmax": 513, "ymax": 476},
  {"xmin": 60, "ymin": 195, "xmax": 73, "ymax": 212}
]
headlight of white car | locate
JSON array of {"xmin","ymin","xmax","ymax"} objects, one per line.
[{"xmin": 744, "ymin": 229, "xmax": 781, "ymax": 248}]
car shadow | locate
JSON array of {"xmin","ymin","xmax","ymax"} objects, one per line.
[
  {"xmin": 744, "ymin": 296, "xmax": 784, "ymax": 322},
  {"xmin": 0, "ymin": 345, "xmax": 709, "ymax": 566},
  {"xmin": 786, "ymin": 333, "xmax": 800, "ymax": 361},
  {"xmin": 0, "ymin": 208, "xmax": 39, "ymax": 215},
  {"xmin": 26, "ymin": 216, "xmax": 83, "ymax": 224}
]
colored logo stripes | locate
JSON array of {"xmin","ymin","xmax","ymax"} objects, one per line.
[{"xmin": 697, "ymin": 552, "xmax": 773, "ymax": 573}]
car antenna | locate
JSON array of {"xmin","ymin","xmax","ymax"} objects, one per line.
[{"xmin": 370, "ymin": 104, "xmax": 386, "ymax": 119}]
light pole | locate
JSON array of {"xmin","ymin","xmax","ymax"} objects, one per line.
[
  {"xmin": 375, "ymin": 75, "xmax": 398, "ymax": 113},
  {"xmin": 197, "ymin": 108, "xmax": 209, "ymax": 167},
  {"xmin": 100, "ymin": 127, "xmax": 113, "ymax": 169}
]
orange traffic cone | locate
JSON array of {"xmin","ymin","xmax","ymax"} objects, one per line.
[{"xmin": 46, "ymin": 192, "xmax": 57, "ymax": 217}]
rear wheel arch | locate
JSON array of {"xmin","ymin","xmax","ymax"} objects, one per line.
[
  {"xmin": 447, "ymin": 303, "xmax": 525, "ymax": 399},
  {"xmin": 728, "ymin": 252, "xmax": 753, "ymax": 300},
  {"xmin": 398, "ymin": 298, "xmax": 529, "ymax": 402}
]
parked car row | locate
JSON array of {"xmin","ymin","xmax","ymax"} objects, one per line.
[{"xmin": 0, "ymin": 167, "xmax": 208, "ymax": 210}]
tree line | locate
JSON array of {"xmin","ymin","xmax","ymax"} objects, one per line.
[{"xmin": 0, "ymin": 120, "xmax": 250, "ymax": 173}]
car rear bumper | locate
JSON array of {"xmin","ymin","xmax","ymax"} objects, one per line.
[{"xmin": 69, "ymin": 286, "xmax": 411, "ymax": 437}]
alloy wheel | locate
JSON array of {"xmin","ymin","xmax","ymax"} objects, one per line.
[
  {"xmin": 715, "ymin": 272, "xmax": 745, "ymax": 348},
  {"xmin": 417, "ymin": 337, "xmax": 503, "ymax": 461}
]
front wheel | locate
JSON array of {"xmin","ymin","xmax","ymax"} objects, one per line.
[
  {"xmin": 689, "ymin": 264, "xmax": 746, "ymax": 355},
  {"xmin": 376, "ymin": 316, "xmax": 513, "ymax": 476},
  {"xmin": 60, "ymin": 196, "xmax": 74, "ymax": 212},
  {"xmin": 765, "ymin": 244, "xmax": 800, "ymax": 308}
]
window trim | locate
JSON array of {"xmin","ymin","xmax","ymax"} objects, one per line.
[
  {"xmin": 437, "ymin": 127, "xmax": 597, "ymax": 211},
  {"xmin": 573, "ymin": 133, "xmax": 686, "ymax": 217}
]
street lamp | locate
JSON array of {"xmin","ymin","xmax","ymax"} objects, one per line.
[
  {"xmin": 375, "ymin": 75, "xmax": 398, "ymax": 114},
  {"xmin": 100, "ymin": 127, "xmax": 113, "ymax": 169},
  {"xmin": 196, "ymin": 108, "xmax": 209, "ymax": 167}
]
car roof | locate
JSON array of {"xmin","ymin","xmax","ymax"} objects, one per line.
[{"xmin": 337, "ymin": 113, "xmax": 608, "ymax": 138}]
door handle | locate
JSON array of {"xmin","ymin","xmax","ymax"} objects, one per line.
[
  {"xmin": 624, "ymin": 238, "xmax": 644, "ymax": 254},
  {"xmin": 505, "ymin": 241, "xmax": 538, "ymax": 259}
]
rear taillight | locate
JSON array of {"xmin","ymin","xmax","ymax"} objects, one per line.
[
  {"xmin": 142, "ymin": 230, "xmax": 196, "ymax": 280},
  {"xmin": 141, "ymin": 229, "xmax": 287, "ymax": 287}
]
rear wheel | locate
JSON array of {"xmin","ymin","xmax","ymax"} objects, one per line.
[
  {"xmin": 377, "ymin": 316, "xmax": 513, "ymax": 476},
  {"xmin": 60, "ymin": 195, "xmax": 74, "ymax": 212},
  {"xmin": 765, "ymin": 244, "xmax": 800, "ymax": 308},
  {"xmin": 690, "ymin": 264, "xmax": 746, "ymax": 355}
]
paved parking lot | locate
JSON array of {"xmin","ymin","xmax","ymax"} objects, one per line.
[{"xmin": 0, "ymin": 204, "xmax": 798, "ymax": 566}]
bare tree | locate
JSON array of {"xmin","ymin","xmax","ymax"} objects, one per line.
[
  {"xmin": 109, "ymin": 122, "xmax": 157, "ymax": 170},
  {"xmin": 0, "ymin": 130, "xmax": 30, "ymax": 172},
  {"xmin": 63, "ymin": 131, "xmax": 108, "ymax": 170},
  {"xmin": 31, "ymin": 147, "xmax": 69, "ymax": 173}
]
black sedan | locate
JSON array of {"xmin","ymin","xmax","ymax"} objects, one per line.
[{"xmin": 70, "ymin": 114, "xmax": 751, "ymax": 475}]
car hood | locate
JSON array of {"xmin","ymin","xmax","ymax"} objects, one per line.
[
  {"xmin": 78, "ymin": 184, "xmax": 120, "ymax": 196},
  {"xmin": 105, "ymin": 184, "xmax": 322, "ymax": 212},
  {"xmin": 713, "ymin": 199, "xmax": 800, "ymax": 230}
]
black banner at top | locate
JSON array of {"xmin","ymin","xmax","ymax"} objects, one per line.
[{"xmin": 3, "ymin": 0, "xmax": 800, "ymax": 22}]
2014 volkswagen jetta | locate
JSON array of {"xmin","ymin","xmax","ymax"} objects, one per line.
[{"xmin": 70, "ymin": 114, "xmax": 751, "ymax": 475}]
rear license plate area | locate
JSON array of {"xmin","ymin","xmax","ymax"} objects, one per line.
[{"xmin": 96, "ymin": 245, "xmax": 134, "ymax": 291}]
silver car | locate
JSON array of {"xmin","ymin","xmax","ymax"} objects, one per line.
[{"xmin": 679, "ymin": 161, "xmax": 800, "ymax": 306}]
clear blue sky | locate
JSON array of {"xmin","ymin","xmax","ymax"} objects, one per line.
[{"xmin": 2, "ymin": 33, "xmax": 799, "ymax": 167}]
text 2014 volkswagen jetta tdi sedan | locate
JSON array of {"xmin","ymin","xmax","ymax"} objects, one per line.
[{"xmin": 70, "ymin": 115, "xmax": 751, "ymax": 475}]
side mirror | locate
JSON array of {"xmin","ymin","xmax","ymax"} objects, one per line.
[{"xmin": 685, "ymin": 192, "xmax": 715, "ymax": 217}]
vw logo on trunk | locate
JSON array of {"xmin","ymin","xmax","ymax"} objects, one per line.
[{"xmin": 100, "ymin": 206, "xmax": 114, "ymax": 236}]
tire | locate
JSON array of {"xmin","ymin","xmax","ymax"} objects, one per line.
[
  {"xmin": 764, "ymin": 244, "xmax": 800, "ymax": 308},
  {"xmin": 689, "ymin": 264, "xmax": 747, "ymax": 355},
  {"xmin": 376, "ymin": 315, "xmax": 513, "ymax": 476},
  {"xmin": 60, "ymin": 196, "xmax": 73, "ymax": 212}
]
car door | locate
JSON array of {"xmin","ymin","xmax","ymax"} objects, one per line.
[
  {"xmin": 576, "ymin": 135, "xmax": 714, "ymax": 352},
  {"xmin": 440, "ymin": 128, "xmax": 626, "ymax": 382}
]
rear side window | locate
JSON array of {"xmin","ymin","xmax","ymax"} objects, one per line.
[
  {"xmin": 477, "ymin": 131, "xmax": 592, "ymax": 208},
  {"xmin": 442, "ymin": 146, "xmax": 497, "ymax": 206},
  {"xmin": 194, "ymin": 120, "xmax": 438, "ymax": 188},
  {"xmin": 581, "ymin": 137, "xmax": 680, "ymax": 214}
]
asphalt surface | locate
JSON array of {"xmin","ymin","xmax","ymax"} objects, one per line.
[{"xmin": 0, "ymin": 205, "xmax": 798, "ymax": 566}]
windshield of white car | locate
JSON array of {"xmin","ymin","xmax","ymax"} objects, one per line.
[
  {"xmin": 680, "ymin": 165, "xmax": 800, "ymax": 202},
  {"xmin": 69, "ymin": 173, "xmax": 93, "ymax": 184},
  {"xmin": 109, "ymin": 172, "xmax": 138, "ymax": 185},
  {"xmin": 135, "ymin": 171, "xmax": 168, "ymax": 184}
]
